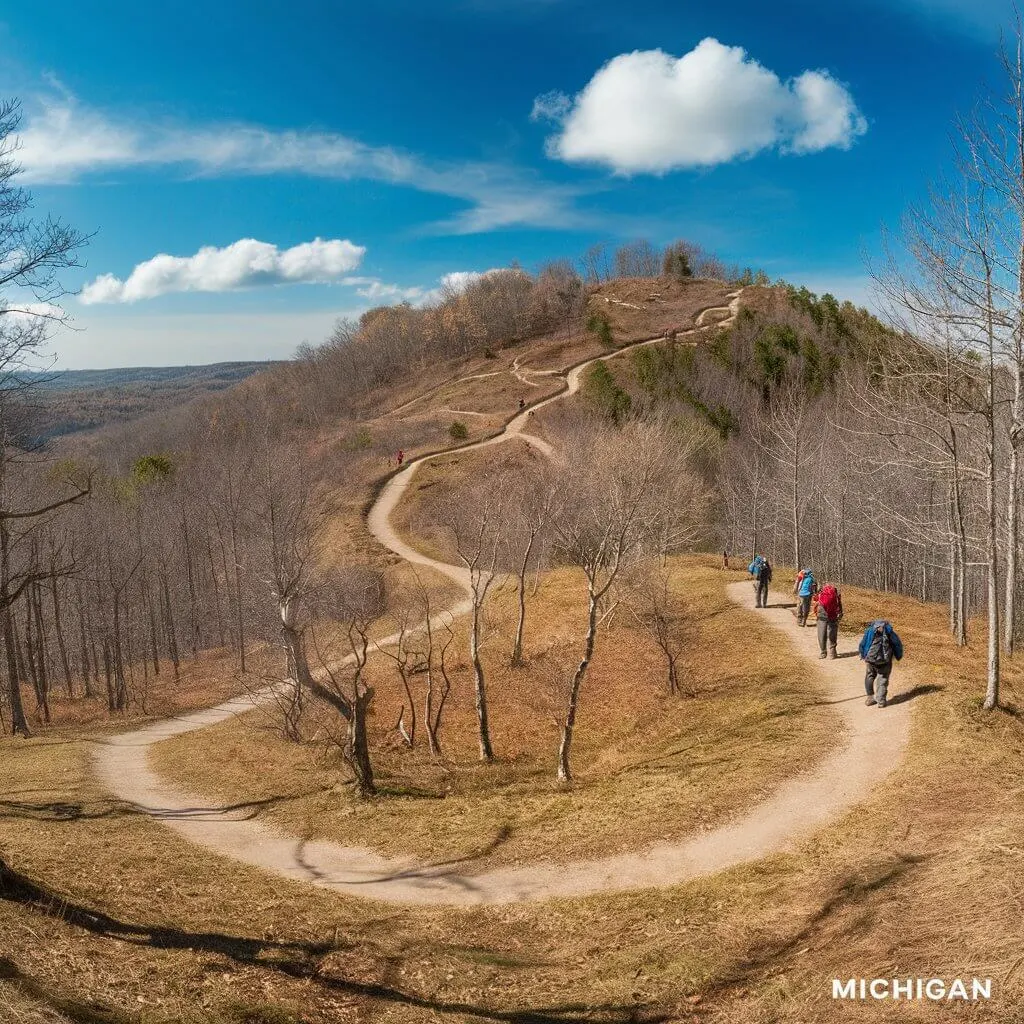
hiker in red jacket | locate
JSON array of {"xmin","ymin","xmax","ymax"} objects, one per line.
[
  {"xmin": 815, "ymin": 582, "xmax": 843, "ymax": 660},
  {"xmin": 396, "ymin": 449, "xmax": 404, "ymax": 467}
]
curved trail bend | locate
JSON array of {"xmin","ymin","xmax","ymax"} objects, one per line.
[{"xmin": 95, "ymin": 291, "xmax": 911, "ymax": 906}]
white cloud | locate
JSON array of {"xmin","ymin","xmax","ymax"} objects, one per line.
[
  {"xmin": 15, "ymin": 93, "xmax": 589, "ymax": 235},
  {"xmin": 439, "ymin": 270, "xmax": 494, "ymax": 293},
  {"xmin": 535, "ymin": 38, "xmax": 867, "ymax": 174},
  {"xmin": 346, "ymin": 277, "xmax": 432, "ymax": 303},
  {"xmin": 80, "ymin": 237, "xmax": 366, "ymax": 304}
]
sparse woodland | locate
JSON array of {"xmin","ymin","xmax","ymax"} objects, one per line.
[
  {"xmin": 4, "ymin": 38, "xmax": 1024, "ymax": 1024},
  {"xmin": 2, "ymin": 53, "xmax": 1023, "ymax": 804}
]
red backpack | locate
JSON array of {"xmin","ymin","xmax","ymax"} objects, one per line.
[{"xmin": 818, "ymin": 584, "xmax": 841, "ymax": 620}]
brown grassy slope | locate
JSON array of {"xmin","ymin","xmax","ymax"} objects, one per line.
[
  {"xmin": 3, "ymin": 572, "xmax": 1022, "ymax": 1023},
  {"xmin": 2, "ymin": 569, "xmax": 1024, "ymax": 1022},
  {"xmin": 689, "ymin": 578, "xmax": 1024, "ymax": 1024},
  {"xmin": 4, "ymin": 646, "xmax": 259, "ymax": 739},
  {"xmin": 150, "ymin": 557, "xmax": 838, "ymax": 866}
]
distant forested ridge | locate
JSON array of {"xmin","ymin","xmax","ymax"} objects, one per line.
[{"xmin": 17, "ymin": 361, "xmax": 278, "ymax": 438}]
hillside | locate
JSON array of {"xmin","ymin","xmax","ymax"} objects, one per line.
[
  {"xmin": 19, "ymin": 361, "xmax": 277, "ymax": 439},
  {"xmin": 3, "ymin": 267, "xmax": 1022, "ymax": 1024}
]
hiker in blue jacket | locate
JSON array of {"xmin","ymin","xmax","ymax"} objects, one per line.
[
  {"xmin": 858, "ymin": 620, "xmax": 904, "ymax": 708},
  {"xmin": 794, "ymin": 568, "xmax": 817, "ymax": 627}
]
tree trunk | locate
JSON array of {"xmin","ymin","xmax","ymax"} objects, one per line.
[
  {"xmin": 3, "ymin": 608, "xmax": 29, "ymax": 737},
  {"xmin": 557, "ymin": 586, "xmax": 599, "ymax": 784},
  {"xmin": 984, "ymin": 299, "xmax": 1001, "ymax": 710},
  {"xmin": 470, "ymin": 593, "xmax": 494, "ymax": 762},
  {"xmin": 791, "ymin": 448, "xmax": 801, "ymax": 569},
  {"xmin": 230, "ymin": 518, "xmax": 246, "ymax": 673},
  {"xmin": 347, "ymin": 688, "xmax": 376, "ymax": 798},
  {"xmin": 510, "ymin": 533, "xmax": 536, "ymax": 667},
  {"xmin": 1005, "ymin": 438, "xmax": 1020, "ymax": 655}
]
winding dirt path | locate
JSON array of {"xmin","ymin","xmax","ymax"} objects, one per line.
[{"xmin": 94, "ymin": 291, "xmax": 911, "ymax": 906}]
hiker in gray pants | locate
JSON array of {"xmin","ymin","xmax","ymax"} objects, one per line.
[
  {"xmin": 815, "ymin": 583, "xmax": 843, "ymax": 659},
  {"xmin": 858, "ymin": 620, "xmax": 904, "ymax": 708}
]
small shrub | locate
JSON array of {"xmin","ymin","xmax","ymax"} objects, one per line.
[
  {"xmin": 341, "ymin": 427, "xmax": 373, "ymax": 451},
  {"xmin": 586, "ymin": 312, "xmax": 615, "ymax": 348},
  {"xmin": 582, "ymin": 361, "xmax": 631, "ymax": 425},
  {"xmin": 483, "ymin": 346, "xmax": 497, "ymax": 359},
  {"xmin": 449, "ymin": 420, "xmax": 469, "ymax": 441},
  {"xmin": 132, "ymin": 453, "xmax": 175, "ymax": 485},
  {"xmin": 662, "ymin": 241, "xmax": 694, "ymax": 281}
]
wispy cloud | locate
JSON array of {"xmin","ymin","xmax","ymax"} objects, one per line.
[
  {"xmin": 16, "ymin": 92, "xmax": 591, "ymax": 235},
  {"xmin": 886, "ymin": 0, "xmax": 1011, "ymax": 36},
  {"xmin": 79, "ymin": 237, "xmax": 366, "ymax": 304}
]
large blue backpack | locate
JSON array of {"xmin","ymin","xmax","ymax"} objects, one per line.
[
  {"xmin": 866, "ymin": 621, "xmax": 894, "ymax": 665},
  {"xmin": 749, "ymin": 555, "xmax": 765, "ymax": 576},
  {"xmin": 798, "ymin": 570, "xmax": 816, "ymax": 597}
]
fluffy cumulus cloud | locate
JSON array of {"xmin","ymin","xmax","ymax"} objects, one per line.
[
  {"xmin": 534, "ymin": 38, "xmax": 867, "ymax": 174},
  {"xmin": 80, "ymin": 237, "xmax": 366, "ymax": 304}
]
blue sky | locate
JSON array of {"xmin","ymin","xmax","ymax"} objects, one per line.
[{"xmin": 0, "ymin": 0, "xmax": 1016, "ymax": 367}]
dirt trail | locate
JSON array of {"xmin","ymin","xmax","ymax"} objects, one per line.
[{"xmin": 94, "ymin": 289, "xmax": 911, "ymax": 905}]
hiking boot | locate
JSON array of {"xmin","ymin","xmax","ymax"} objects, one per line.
[
  {"xmin": 865, "ymin": 696, "xmax": 877, "ymax": 706},
  {"xmin": 877, "ymin": 699, "xmax": 887, "ymax": 709},
  {"xmin": 818, "ymin": 651, "xmax": 827, "ymax": 659},
  {"xmin": 828, "ymin": 647, "xmax": 837, "ymax": 659}
]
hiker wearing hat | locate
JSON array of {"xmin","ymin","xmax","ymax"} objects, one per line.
[{"xmin": 794, "ymin": 568, "xmax": 817, "ymax": 627}]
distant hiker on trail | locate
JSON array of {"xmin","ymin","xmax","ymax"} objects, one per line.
[
  {"xmin": 815, "ymin": 582, "xmax": 843, "ymax": 659},
  {"xmin": 859, "ymin": 620, "xmax": 903, "ymax": 708},
  {"xmin": 519, "ymin": 397, "xmax": 526, "ymax": 410},
  {"xmin": 794, "ymin": 568, "xmax": 817, "ymax": 627},
  {"xmin": 751, "ymin": 556, "xmax": 772, "ymax": 608},
  {"xmin": 396, "ymin": 449, "xmax": 405, "ymax": 467},
  {"xmin": 722, "ymin": 550, "xmax": 730, "ymax": 569}
]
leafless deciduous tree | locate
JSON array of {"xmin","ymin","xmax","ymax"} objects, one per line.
[
  {"xmin": 549, "ymin": 418, "xmax": 707, "ymax": 783},
  {"xmin": 0, "ymin": 99, "xmax": 90, "ymax": 737}
]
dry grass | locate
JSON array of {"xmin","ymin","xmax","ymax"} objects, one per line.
[
  {"xmin": 150, "ymin": 557, "xmax": 837, "ymax": 867},
  {"xmin": 3, "ymin": 647, "xmax": 252, "ymax": 740},
  {"xmin": 2, "ymin": 568, "xmax": 1024, "ymax": 1022}
]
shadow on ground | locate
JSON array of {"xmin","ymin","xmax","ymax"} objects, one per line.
[
  {"xmin": 0, "ymin": 856, "xmax": 667, "ymax": 1023},
  {"xmin": 887, "ymin": 684, "xmax": 944, "ymax": 706}
]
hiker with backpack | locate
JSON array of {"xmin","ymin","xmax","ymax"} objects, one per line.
[
  {"xmin": 794, "ymin": 568, "xmax": 817, "ymax": 627},
  {"xmin": 858, "ymin": 620, "xmax": 904, "ymax": 708},
  {"xmin": 752, "ymin": 557, "xmax": 772, "ymax": 608},
  {"xmin": 815, "ymin": 582, "xmax": 843, "ymax": 659}
]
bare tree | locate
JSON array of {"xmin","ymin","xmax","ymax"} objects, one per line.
[
  {"xmin": 448, "ymin": 475, "xmax": 508, "ymax": 762},
  {"xmin": 550, "ymin": 418, "xmax": 707, "ymax": 783},
  {"xmin": 626, "ymin": 564, "xmax": 691, "ymax": 696},
  {"xmin": 614, "ymin": 239, "xmax": 660, "ymax": 278},
  {"xmin": 506, "ymin": 468, "xmax": 554, "ymax": 666}
]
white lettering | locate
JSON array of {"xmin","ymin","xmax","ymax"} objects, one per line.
[
  {"xmin": 973, "ymin": 979, "xmax": 992, "ymax": 1000},
  {"xmin": 832, "ymin": 979, "xmax": 857, "ymax": 999},
  {"xmin": 869, "ymin": 979, "xmax": 889, "ymax": 999},
  {"xmin": 947, "ymin": 980, "xmax": 969, "ymax": 1001},
  {"xmin": 891, "ymin": 979, "xmax": 913, "ymax": 999},
  {"xmin": 925, "ymin": 979, "xmax": 946, "ymax": 1000}
]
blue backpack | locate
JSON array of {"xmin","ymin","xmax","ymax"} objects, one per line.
[
  {"xmin": 749, "ymin": 555, "xmax": 765, "ymax": 576},
  {"xmin": 798, "ymin": 571, "xmax": 816, "ymax": 597}
]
